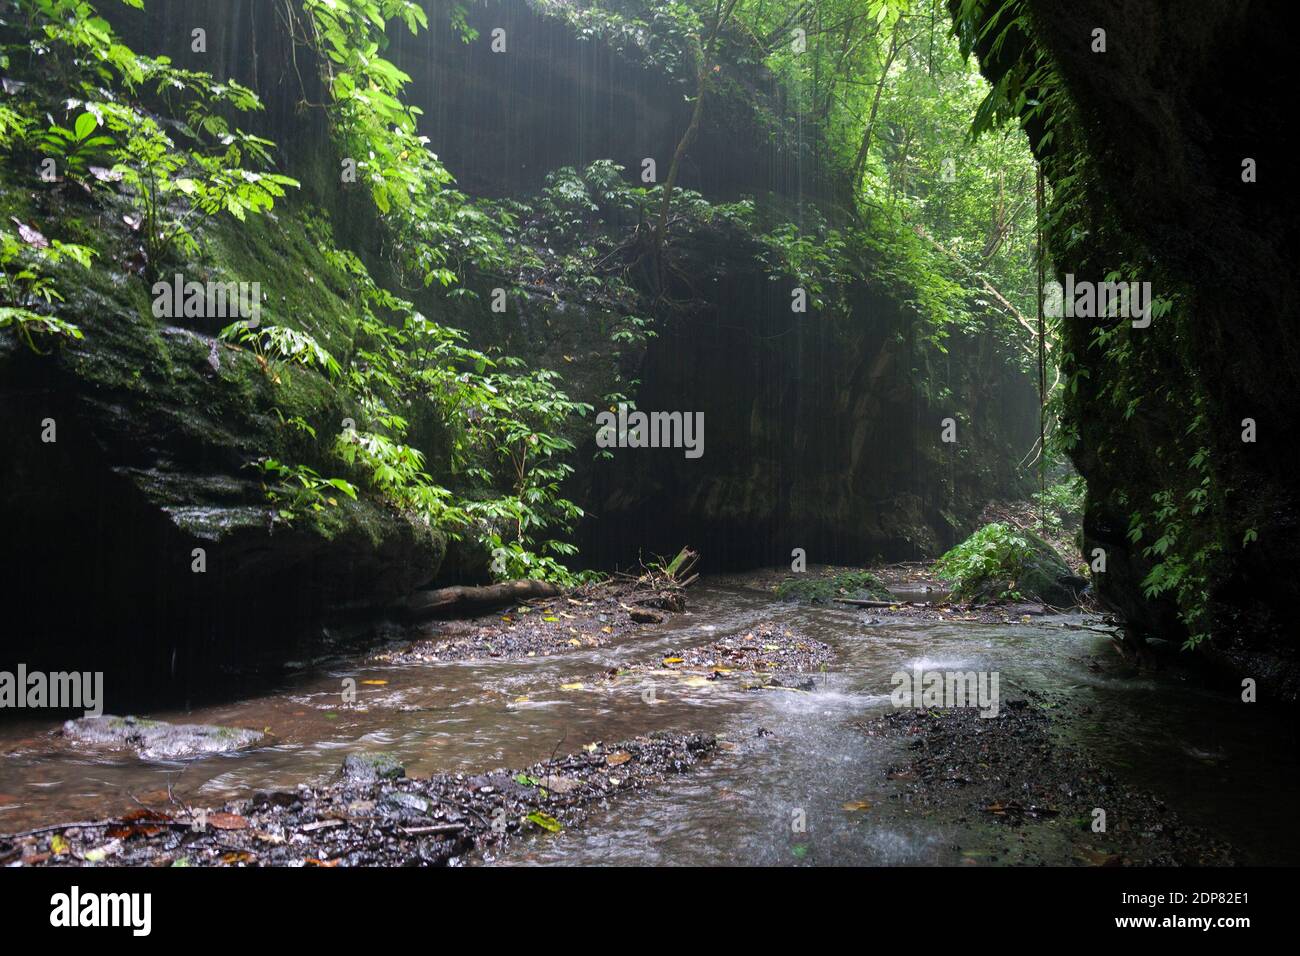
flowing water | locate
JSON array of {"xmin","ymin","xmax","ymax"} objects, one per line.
[{"xmin": 2, "ymin": 581, "xmax": 1297, "ymax": 864}]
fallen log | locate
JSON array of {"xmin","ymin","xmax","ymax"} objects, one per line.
[{"xmin": 404, "ymin": 580, "xmax": 561, "ymax": 620}]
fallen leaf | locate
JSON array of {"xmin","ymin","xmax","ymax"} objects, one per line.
[
  {"xmin": 50, "ymin": 834, "xmax": 69, "ymax": 855},
  {"xmin": 842, "ymin": 800, "xmax": 872, "ymax": 812},
  {"xmin": 208, "ymin": 812, "xmax": 249, "ymax": 830},
  {"xmin": 606, "ymin": 751, "xmax": 632, "ymax": 766},
  {"xmin": 107, "ymin": 808, "xmax": 170, "ymax": 839},
  {"xmin": 526, "ymin": 811, "xmax": 563, "ymax": 833},
  {"xmin": 361, "ymin": 679, "xmax": 388, "ymax": 686},
  {"xmin": 83, "ymin": 839, "xmax": 122, "ymax": 863}
]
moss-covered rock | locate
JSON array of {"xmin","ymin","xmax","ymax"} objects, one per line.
[{"xmin": 935, "ymin": 523, "xmax": 1084, "ymax": 607}]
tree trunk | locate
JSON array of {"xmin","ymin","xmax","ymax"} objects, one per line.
[{"xmin": 403, "ymin": 580, "xmax": 561, "ymax": 620}]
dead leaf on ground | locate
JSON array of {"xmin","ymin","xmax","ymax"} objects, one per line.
[
  {"xmin": 208, "ymin": 812, "xmax": 249, "ymax": 830},
  {"xmin": 107, "ymin": 808, "xmax": 173, "ymax": 839}
]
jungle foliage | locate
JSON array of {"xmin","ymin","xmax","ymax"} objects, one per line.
[{"xmin": 2, "ymin": 0, "xmax": 1052, "ymax": 586}]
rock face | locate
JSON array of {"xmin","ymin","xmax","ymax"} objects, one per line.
[
  {"xmin": 956, "ymin": 0, "xmax": 1299, "ymax": 695},
  {"xmin": 61, "ymin": 715, "xmax": 264, "ymax": 761},
  {"xmin": 567, "ymin": 226, "xmax": 1037, "ymax": 568},
  {"xmin": 0, "ymin": 208, "xmax": 445, "ymax": 708}
]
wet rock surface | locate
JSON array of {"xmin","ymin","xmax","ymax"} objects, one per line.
[
  {"xmin": 6, "ymin": 733, "xmax": 716, "ymax": 867},
  {"xmin": 377, "ymin": 580, "xmax": 683, "ymax": 663},
  {"xmin": 338, "ymin": 752, "xmax": 406, "ymax": 785},
  {"xmin": 859, "ymin": 700, "xmax": 1236, "ymax": 866},
  {"xmin": 61, "ymin": 715, "xmax": 264, "ymax": 761}
]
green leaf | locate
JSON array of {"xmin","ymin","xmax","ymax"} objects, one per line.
[
  {"xmin": 526, "ymin": 811, "xmax": 563, "ymax": 833},
  {"xmin": 73, "ymin": 112, "xmax": 99, "ymax": 141}
]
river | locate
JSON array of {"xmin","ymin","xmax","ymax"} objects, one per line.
[{"xmin": 2, "ymin": 579, "xmax": 1296, "ymax": 865}]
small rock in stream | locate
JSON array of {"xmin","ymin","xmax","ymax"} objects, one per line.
[
  {"xmin": 61, "ymin": 715, "xmax": 264, "ymax": 760},
  {"xmin": 339, "ymin": 752, "xmax": 406, "ymax": 784}
]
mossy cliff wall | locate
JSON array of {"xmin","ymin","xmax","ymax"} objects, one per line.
[
  {"xmin": 956, "ymin": 0, "xmax": 1297, "ymax": 696},
  {"xmin": 1, "ymin": 0, "xmax": 1035, "ymax": 705}
]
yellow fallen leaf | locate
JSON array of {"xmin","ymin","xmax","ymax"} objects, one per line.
[
  {"xmin": 51, "ymin": 834, "xmax": 69, "ymax": 855},
  {"xmin": 606, "ymin": 751, "xmax": 632, "ymax": 766},
  {"xmin": 842, "ymin": 800, "xmax": 872, "ymax": 812},
  {"xmin": 662, "ymin": 657, "xmax": 684, "ymax": 665},
  {"xmin": 361, "ymin": 679, "xmax": 388, "ymax": 686},
  {"xmin": 682, "ymin": 676, "xmax": 710, "ymax": 687},
  {"xmin": 567, "ymin": 638, "xmax": 581, "ymax": 646},
  {"xmin": 514, "ymin": 696, "xmax": 529, "ymax": 703},
  {"xmin": 560, "ymin": 682, "xmax": 584, "ymax": 691},
  {"xmin": 601, "ymin": 626, "xmax": 613, "ymax": 634}
]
